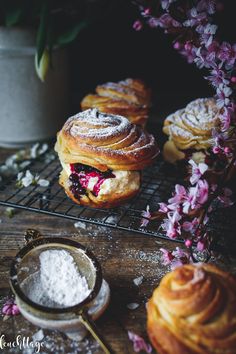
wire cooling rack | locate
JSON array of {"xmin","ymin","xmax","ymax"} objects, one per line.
[{"xmin": 0, "ymin": 150, "xmax": 235, "ymax": 242}]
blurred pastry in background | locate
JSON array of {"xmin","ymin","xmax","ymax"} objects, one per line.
[{"xmin": 81, "ymin": 78, "xmax": 151, "ymax": 127}]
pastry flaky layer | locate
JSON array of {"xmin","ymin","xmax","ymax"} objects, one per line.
[
  {"xmin": 80, "ymin": 78, "xmax": 151, "ymax": 127},
  {"xmin": 55, "ymin": 108, "xmax": 159, "ymax": 208},
  {"xmin": 55, "ymin": 108, "xmax": 159, "ymax": 171},
  {"xmin": 147, "ymin": 264, "xmax": 236, "ymax": 354},
  {"xmin": 163, "ymin": 98, "xmax": 220, "ymax": 163}
]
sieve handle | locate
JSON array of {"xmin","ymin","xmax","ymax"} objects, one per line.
[{"xmin": 80, "ymin": 310, "xmax": 113, "ymax": 354}]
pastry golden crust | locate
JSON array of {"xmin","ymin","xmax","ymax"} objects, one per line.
[
  {"xmin": 55, "ymin": 108, "xmax": 159, "ymax": 171},
  {"xmin": 55, "ymin": 108, "xmax": 159, "ymax": 208},
  {"xmin": 147, "ymin": 264, "xmax": 236, "ymax": 354},
  {"xmin": 81, "ymin": 78, "xmax": 151, "ymax": 127},
  {"xmin": 163, "ymin": 98, "xmax": 220, "ymax": 163}
]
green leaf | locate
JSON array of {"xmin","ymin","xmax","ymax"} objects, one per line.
[
  {"xmin": 35, "ymin": 48, "xmax": 50, "ymax": 82},
  {"xmin": 5, "ymin": 7, "xmax": 22, "ymax": 26},
  {"xmin": 36, "ymin": 1, "xmax": 49, "ymax": 66},
  {"xmin": 56, "ymin": 21, "xmax": 88, "ymax": 46}
]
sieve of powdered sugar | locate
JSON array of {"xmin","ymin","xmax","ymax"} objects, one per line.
[{"xmin": 21, "ymin": 249, "xmax": 91, "ymax": 308}]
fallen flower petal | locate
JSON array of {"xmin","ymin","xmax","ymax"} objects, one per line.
[
  {"xmin": 141, "ymin": 205, "xmax": 151, "ymax": 227},
  {"xmin": 128, "ymin": 331, "xmax": 152, "ymax": 353},
  {"xmin": 2, "ymin": 298, "xmax": 20, "ymax": 316}
]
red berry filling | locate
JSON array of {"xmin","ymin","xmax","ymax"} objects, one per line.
[{"xmin": 69, "ymin": 163, "xmax": 115, "ymax": 199}]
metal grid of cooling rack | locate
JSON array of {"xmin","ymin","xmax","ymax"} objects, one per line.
[{"xmin": 0, "ymin": 151, "xmax": 235, "ymax": 241}]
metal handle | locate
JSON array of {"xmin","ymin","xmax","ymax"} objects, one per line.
[{"xmin": 80, "ymin": 310, "xmax": 113, "ymax": 354}]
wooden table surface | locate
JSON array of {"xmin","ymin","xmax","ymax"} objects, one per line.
[{"xmin": 1, "ymin": 147, "xmax": 236, "ymax": 354}]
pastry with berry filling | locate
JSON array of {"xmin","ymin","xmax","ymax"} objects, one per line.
[
  {"xmin": 81, "ymin": 78, "xmax": 151, "ymax": 127},
  {"xmin": 55, "ymin": 108, "xmax": 159, "ymax": 208}
]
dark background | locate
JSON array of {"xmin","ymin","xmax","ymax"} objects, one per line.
[{"xmin": 69, "ymin": 1, "xmax": 235, "ymax": 117}]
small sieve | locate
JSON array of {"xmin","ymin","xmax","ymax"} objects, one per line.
[{"xmin": 10, "ymin": 229, "xmax": 112, "ymax": 354}]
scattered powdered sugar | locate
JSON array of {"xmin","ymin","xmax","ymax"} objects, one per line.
[
  {"xmin": 133, "ymin": 276, "xmax": 144, "ymax": 286},
  {"xmin": 39, "ymin": 250, "xmax": 90, "ymax": 307},
  {"xmin": 127, "ymin": 302, "xmax": 140, "ymax": 310},
  {"xmin": 32, "ymin": 329, "xmax": 44, "ymax": 342}
]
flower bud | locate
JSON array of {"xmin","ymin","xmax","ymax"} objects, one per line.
[
  {"xmin": 143, "ymin": 8, "xmax": 151, "ymax": 15},
  {"xmin": 224, "ymin": 146, "xmax": 231, "ymax": 154},
  {"xmin": 231, "ymin": 76, "xmax": 236, "ymax": 83},
  {"xmin": 173, "ymin": 41, "xmax": 181, "ymax": 50},
  {"xmin": 184, "ymin": 42, "xmax": 192, "ymax": 51},
  {"xmin": 133, "ymin": 20, "xmax": 143, "ymax": 31},
  {"xmin": 185, "ymin": 239, "xmax": 192, "ymax": 248},
  {"xmin": 213, "ymin": 146, "xmax": 220, "ymax": 154}
]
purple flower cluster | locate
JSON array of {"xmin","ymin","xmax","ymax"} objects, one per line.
[
  {"xmin": 134, "ymin": 0, "xmax": 236, "ymax": 264},
  {"xmin": 158, "ymin": 160, "xmax": 209, "ymax": 244},
  {"xmin": 135, "ymin": 0, "xmax": 236, "ymax": 148},
  {"xmin": 160, "ymin": 247, "xmax": 192, "ymax": 269}
]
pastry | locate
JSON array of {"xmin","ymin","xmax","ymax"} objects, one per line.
[
  {"xmin": 55, "ymin": 108, "xmax": 159, "ymax": 208},
  {"xmin": 163, "ymin": 98, "xmax": 220, "ymax": 163},
  {"xmin": 81, "ymin": 78, "xmax": 151, "ymax": 127},
  {"xmin": 147, "ymin": 264, "xmax": 236, "ymax": 354}
]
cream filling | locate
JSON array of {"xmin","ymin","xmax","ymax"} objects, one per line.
[{"xmin": 62, "ymin": 162, "xmax": 140, "ymax": 196}]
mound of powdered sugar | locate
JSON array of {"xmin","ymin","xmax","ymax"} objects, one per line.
[{"xmin": 39, "ymin": 249, "xmax": 91, "ymax": 307}]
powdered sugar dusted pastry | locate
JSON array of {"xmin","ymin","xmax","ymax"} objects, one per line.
[
  {"xmin": 163, "ymin": 98, "xmax": 220, "ymax": 163},
  {"xmin": 147, "ymin": 264, "xmax": 236, "ymax": 354},
  {"xmin": 81, "ymin": 78, "xmax": 151, "ymax": 127},
  {"xmin": 55, "ymin": 108, "xmax": 159, "ymax": 208}
]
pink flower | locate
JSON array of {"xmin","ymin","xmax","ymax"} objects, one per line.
[
  {"xmin": 158, "ymin": 202, "xmax": 169, "ymax": 213},
  {"xmin": 161, "ymin": 211, "xmax": 181, "ymax": 238},
  {"xmin": 206, "ymin": 66, "xmax": 229, "ymax": 88},
  {"xmin": 197, "ymin": 239, "xmax": 206, "ymax": 251},
  {"xmin": 185, "ymin": 239, "xmax": 192, "ymax": 248},
  {"xmin": 182, "ymin": 217, "xmax": 199, "ymax": 233},
  {"xmin": 189, "ymin": 159, "xmax": 208, "ymax": 185},
  {"xmin": 216, "ymin": 84, "xmax": 232, "ymax": 108},
  {"xmin": 160, "ymin": 248, "xmax": 174, "ymax": 265},
  {"xmin": 183, "ymin": 186, "xmax": 198, "ymax": 213},
  {"xmin": 196, "ymin": 23, "xmax": 217, "ymax": 47},
  {"xmin": 133, "ymin": 20, "xmax": 143, "ymax": 31},
  {"xmin": 168, "ymin": 184, "xmax": 187, "ymax": 206},
  {"xmin": 161, "ymin": 0, "xmax": 177, "ymax": 10},
  {"xmin": 217, "ymin": 42, "xmax": 236, "ymax": 69},
  {"xmin": 2, "ymin": 298, "xmax": 20, "ymax": 316},
  {"xmin": 196, "ymin": 0, "xmax": 216, "ymax": 15},
  {"xmin": 128, "ymin": 331, "xmax": 152, "ymax": 353},
  {"xmin": 184, "ymin": 7, "xmax": 207, "ymax": 28},
  {"xmin": 141, "ymin": 205, "xmax": 151, "ymax": 227},
  {"xmin": 171, "ymin": 247, "xmax": 191, "ymax": 268},
  {"xmin": 151, "ymin": 13, "xmax": 181, "ymax": 30},
  {"xmin": 196, "ymin": 179, "xmax": 209, "ymax": 205}
]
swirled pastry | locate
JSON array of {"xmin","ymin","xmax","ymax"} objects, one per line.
[
  {"xmin": 81, "ymin": 78, "xmax": 151, "ymax": 127},
  {"xmin": 55, "ymin": 108, "xmax": 159, "ymax": 208},
  {"xmin": 147, "ymin": 264, "xmax": 236, "ymax": 354},
  {"xmin": 163, "ymin": 98, "xmax": 220, "ymax": 163}
]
